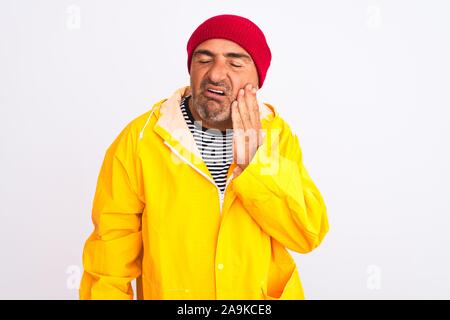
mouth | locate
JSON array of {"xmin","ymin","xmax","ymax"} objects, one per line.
[{"xmin": 203, "ymin": 86, "xmax": 226, "ymax": 101}]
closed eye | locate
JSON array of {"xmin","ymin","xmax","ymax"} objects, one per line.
[{"xmin": 197, "ymin": 60, "xmax": 242, "ymax": 68}]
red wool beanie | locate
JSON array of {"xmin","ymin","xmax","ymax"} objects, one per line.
[{"xmin": 186, "ymin": 14, "xmax": 272, "ymax": 88}]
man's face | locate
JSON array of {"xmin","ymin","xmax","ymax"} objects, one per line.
[{"xmin": 189, "ymin": 38, "xmax": 259, "ymax": 128}]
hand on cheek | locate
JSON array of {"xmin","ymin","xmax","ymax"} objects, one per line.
[{"xmin": 231, "ymin": 83, "xmax": 263, "ymax": 177}]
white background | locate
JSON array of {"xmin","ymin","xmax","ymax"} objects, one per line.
[{"xmin": 1, "ymin": 0, "xmax": 449, "ymax": 299}]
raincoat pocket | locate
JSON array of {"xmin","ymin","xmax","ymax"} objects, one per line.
[{"xmin": 261, "ymin": 257, "xmax": 305, "ymax": 300}]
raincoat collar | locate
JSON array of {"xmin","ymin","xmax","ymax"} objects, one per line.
[{"xmin": 153, "ymin": 85, "xmax": 277, "ymax": 183}]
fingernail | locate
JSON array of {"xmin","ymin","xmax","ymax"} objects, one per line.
[
  {"xmin": 239, "ymin": 89, "xmax": 244, "ymax": 96},
  {"xmin": 252, "ymin": 87, "xmax": 257, "ymax": 94}
]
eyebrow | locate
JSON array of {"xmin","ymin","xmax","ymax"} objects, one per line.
[{"xmin": 193, "ymin": 49, "xmax": 252, "ymax": 62}]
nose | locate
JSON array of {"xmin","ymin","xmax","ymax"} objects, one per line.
[{"xmin": 206, "ymin": 59, "xmax": 227, "ymax": 84}]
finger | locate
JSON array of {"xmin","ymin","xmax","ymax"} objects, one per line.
[
  {"xmin": 244, "ymin": 84, "xmax": 262, "ymax": 147},
  {"xmin": 244, "ymin": 83, "xmax": 259, "ymax": 130},
  {"xmin": 232, "ymin": 105, "xmax": 239, "ymax": 164},
  {"xmin": 233, "ymin": 165, "xmax": 243, "ymax": 177},
  {"xmin": 231, "ymin": 100, "xmax": 244, "ymax": 130},
  {"xmin": 250, "ymin": 86, "xmax": 263, "ymax": 146},
  {"xmin": 253, "ymin": 98, "xmax": 263, "ymax": 146},
  {"xmin": 232, "ymin": 101, "xmax": 246, "ymax": 164},
  {"xmin": 242, "ymin": 84, "xmax": 261, "ymax": 152},
  {"xmin": 237, "ymin": 88, "xmax": 252, "ymax": 131},
  {"xmin": 249, "ymin": 87, "xmax": 263, "ymax": 144}
]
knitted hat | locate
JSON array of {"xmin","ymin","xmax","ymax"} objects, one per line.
[{"xmin": 186, "ymin": 14, "xmax": 272, "ymax": 88}]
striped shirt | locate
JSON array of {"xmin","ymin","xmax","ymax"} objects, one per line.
[{"xmin": 180, "ymin": 95, "xmax": 233, "ymax": 195}]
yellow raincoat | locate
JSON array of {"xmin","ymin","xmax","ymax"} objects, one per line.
[{"xmin": 80, "ymin": 86, "xmax": 329, "ymax": 300}]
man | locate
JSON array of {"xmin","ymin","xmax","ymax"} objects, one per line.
[{"xmin": 80, "ymin": 14, "xmax": 329, "ymax": 300}]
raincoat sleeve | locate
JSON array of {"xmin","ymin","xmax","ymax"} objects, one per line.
[
  {"xmin": 80, "ymin": 122, "xmax": 145, "ymax": 300},
  {"xmin": 232, "ymin": 121, "xmax": 329, "ymax": 254}
]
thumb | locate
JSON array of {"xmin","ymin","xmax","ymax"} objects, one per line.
[{"xmin": 233, "ymin": 166, "xmax": 243, "ymax": 177}]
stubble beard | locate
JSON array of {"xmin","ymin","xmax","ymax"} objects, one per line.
[{"xmin": 192, "ymin": 94, "xmax": 231, "ymax": 125}]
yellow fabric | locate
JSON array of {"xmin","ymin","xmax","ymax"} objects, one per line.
[{"xmin": 80, "ymin": 86, "xmax": 329, "ymax": 300}]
